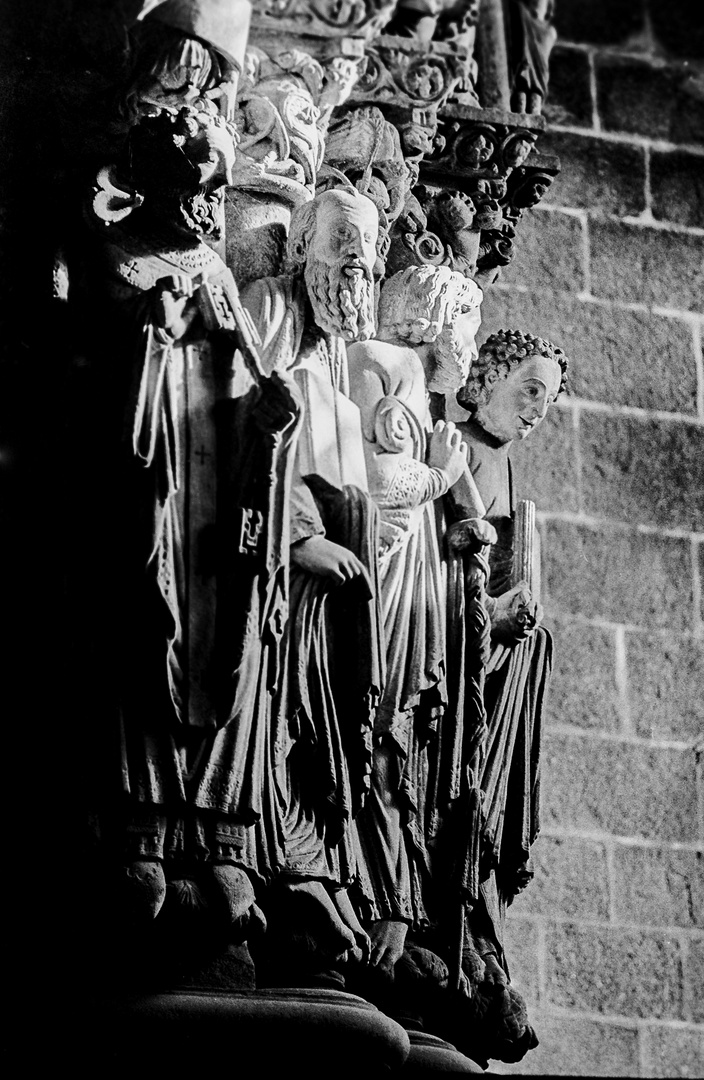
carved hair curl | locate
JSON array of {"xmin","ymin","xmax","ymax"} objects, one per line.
[
  {"xmin": 378, "ymin": 265, "xmax": 482, "ymax": 344},
  {"xmin": 456, "ymin": 328, "xmax": 569, "ymax": 412}
]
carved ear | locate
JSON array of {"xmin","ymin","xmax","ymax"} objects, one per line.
[{"xmin": 92, "ymin": 165, "xmax": 144, "ymax": 224}]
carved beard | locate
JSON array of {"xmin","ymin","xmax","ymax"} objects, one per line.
[
  {"xmin": 427, "ymin": 323, "xmax": 477, "ymax": 394},
  {"xmin": 304, "ymin": 259, "xmax": 376, "ymax": 343}
]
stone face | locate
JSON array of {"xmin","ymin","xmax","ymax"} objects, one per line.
[
  {"xmin": 544, "ymin": 615, "xmax": 621, "ymax": 732},
  {"xmin": 627, "ymin": 631, "xmax": 704, "ymax": 741},
  {"xmin": 516, "ymin": 835, "xmax": 611, "ymax": 920},
  {"xmin": 507, "ymin": 406, "xmax": 580, "ymax": 514},
  {"xmin": 542, "ymin": 731, "xmax": 701, "ymax": 844},
  {"xmin": 589, "ymin": 219, "xmax": 704, "ymax": 314},
  {"xmin": 642, "ymin": 1023, "xmax": 704, "ymax": 1079},
  {"xmin": 540, "ymin": 130, "xmax": 646, "ymax": 218},
  {"xmin": 651, "ymin": 150, "xmax": 704, "ymax": 230},
  {"xmin": 546, "ymin": 922, "xmax": 685, "ymax": 1021},
  {"xmin": 544, "ymin": 45, "xmax": 594, "ymax": 129},
  {"xmin": 543, "ymin": 519, "xmax": 694, "ymax": 633},
  {"xmin": 500, "ymin": 209, "xmax": 586, "ymax": 294},
  {"xmin": 612, "ymin": 844, "xmax": 704, "ymax": 930},
  {"xmin": 686, "ymin": 937, "xmax": 704, "ymax": 1024},
  {"xmin": 502, "ymin": 916, "xmax": 540, "ymax": 1007},
  {"xmin": 579, "ymin": 412, "xmax": 704, "ymax": 532},
  {"xmin": 478, "ymin": 287, "xmax": 699, "ymax": 414}
]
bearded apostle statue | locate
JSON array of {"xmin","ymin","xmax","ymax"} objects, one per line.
[{"xmin": 240, "ymin": 186, "xmax": 386, "ymax": 974}]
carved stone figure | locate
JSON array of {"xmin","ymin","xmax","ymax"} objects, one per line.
[
  {"xmin": 508, "ymin": 0, "xmax": 557, "ymax": 114},
  {"xmin": 346, "ymin": 265, "xmax": 483, "ymax": 975},
  {"xmin": 240, "ymin": 187, "xmax": 385, "ymax": 972},
  {"xmin": 446, "ymin": 328, "xmax": 569, "ymax": 1063},
  {"xmin": 80, "ymin": 12, "xmax": 302, "ymax": 970}
]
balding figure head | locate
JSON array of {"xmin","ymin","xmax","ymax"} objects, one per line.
[{"xmin": 287, "ymin": 187, "xmax": 379, "ymax": 342}]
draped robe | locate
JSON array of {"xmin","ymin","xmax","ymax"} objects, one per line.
[
  {"xmin": 347, "ymin": 340, "xmax": 450, "ymax": 927},
  {"xmin": 90, "ymin": 224, "xmax": 300, "ymax": 876},
  {"xmin": 240, "ymin": 276, "xmax": 384, "ymax": 891}
]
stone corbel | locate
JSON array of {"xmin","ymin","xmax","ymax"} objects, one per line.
[{"xmin": 412, "ymin": 104, "xmax": 557, "ymax": 278}]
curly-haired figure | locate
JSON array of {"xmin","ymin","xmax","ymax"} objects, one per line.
[
  {"xmin": 445, "ymin": 329, "xmax": 568, "ymax": 1065},
  {"xmin": 346, "ymin": 265, "xmax": 484, "ymax": 974}
]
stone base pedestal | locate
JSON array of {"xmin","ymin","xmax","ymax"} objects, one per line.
[
  {"xmin": 403, "ymin": 1030, "xmax": 484, "ymax": 1075},
  {"xmin": 79, "ymin": 988, "xmax": 412, "ymax": 1077}
]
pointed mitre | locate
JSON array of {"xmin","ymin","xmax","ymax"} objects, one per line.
[{"xmin": 135, "ymin": 0, "xmax": 252, "ymax": 68}]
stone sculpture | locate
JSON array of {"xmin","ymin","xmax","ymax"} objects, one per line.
[
  {"xmin": 446, "ymin": 328, "xmax": 569, "ymax": 1064},
  {"xmin": 82, "ymin": 6, "xmax": 298, "ymax": 967},
  {"xmin": 240, "ymin": 186, "xmax": 386, "ymax": 973},
  {"xmin": 64, "ymin": 0, "xmax": 566, "ymax": 1067},
  {"xmin": 346, "ymin": 265, "xmax": 483, "ymax": 973}
]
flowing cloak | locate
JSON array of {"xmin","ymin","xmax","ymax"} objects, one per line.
[
  {"xmin": 87, "ymin": 222, "xmax": 301, "ymax": 873},
  {"xmin": 346, "ymin": 341, "xmax": 449, "ymax": 926},
  {"xmin": 238, "ymin": 276, "xmax": 384, "ymax": 887},
  {"xmin": 447, "ymin": 417, "xmax": 553, "ymax": 962}
]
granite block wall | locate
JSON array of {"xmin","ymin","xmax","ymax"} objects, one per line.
[{"xmin": 479, "ymin": 3, "xmax": 704, "ymax": 1076}]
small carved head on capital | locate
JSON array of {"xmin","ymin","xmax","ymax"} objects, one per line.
[
  {"xmin": 378, "ymin": 264, "xmax": 483, "ymax": 392},
  {"xmin": 457, "ymin": 328, "xmax": 568, "ymax": 443},
  {"xmin": 286, "ymin": 186, "xmax": 380, "ymax": 341}
]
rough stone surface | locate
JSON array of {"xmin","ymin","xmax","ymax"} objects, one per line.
[
  {"xmin": 579, "ymin": 412, "xmax": 704, "ymax": 531},
  {"xmin": 508, "ymin": 406, "xmax": 580, "ymax": 514},
  {"xmin": 649, "ymin": 2, "xmax": 704, "ymax": 61},
  {"xmin": 642, "ymin": 1023, "xmax": 704, "ymax": 1079},
  {"xmin": 477, "ymin": 287, "xmax": 699, "ymax": 414},
  {"xmin": 595, "ymin": 54, "xmax": 704, "ymax": 143},
  {"xmin": 686, "ymin": 937, "xmax": 704, "ymax": 1024},
  {"xmin": 542, "ymin": 519, "xmax": 694, "ymax": 632},
  {"xmin": 546, "ymin": 922, "xmax": 685, "ymax": 1020},
  {"xmin": 554, "ymin": 0, "xmax": 645, "ymax": 48},
  {"xmin": 540, "ymin": 130, "xmax": 646, "ymax": 218},
  {"xmin": 515, "ymin": 835, "xmax": 611, "ymax": 920},
  {"xmin": 542, "ymin": 731, "xmax": 700, "ymax": 844},
  {"xmin": 500, "ymin": 209, "xmax": 586, "ymax": 294},
  {"xmin": 544, "ymin": 45, "xmax": 594, "ymax": 129},
  {"xmin": 544, "ymin": 615, "xmax": 621, "ymax": 732},
  {"xmin": 651, "ymin": 150, "xmax": 704, "ymax": 230},
  {"xmin": 612, "ymin": 845, "xmax": 704, "ymax": 930},
  {"xmin": 489, "ymin": 1012, "xmax": 640, "ymax": 1076},
  {"xmin": 501, "ymin": 916, "xmax": 540, "ymax": 1007},
  {"xmin": 627, "ymin": 631, "xmax": 704, "ymax": 741},
  {"xmin": 589, "ymin": 219, "xmax": 704, "ymax": 314}
]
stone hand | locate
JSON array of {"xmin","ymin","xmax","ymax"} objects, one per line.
[
  {"xmin": 428, "ymin": 419, "xmax": 468, "ymax": 488},
  {"xmin": 447, "ymin": 516, "xmax": 498, "ymax": 551},
  {"xmin": 291, "ymin": 536, "xmax": 372, "ymax": 597},
  {"xmin": 491, "ymin": 580, "xmax": 543, "ymax": 642},
  {"xmin": 154, "ymin": 277, "xmax": 199, "ymax": 341},
  {"xmin": 252, "ymin": 373, "xmax": 299, "ymax": 434},
  {"xmin": 369, "ymin": 919, "xmax": 408, "ymax": 977}
]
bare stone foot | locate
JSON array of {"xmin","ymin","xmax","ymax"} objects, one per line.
[
  {"xmin": 332, "ymin": 888, "xmax": 371, "ymax": 962},
  {"xmin": 123, "ymin": 859, "xmax": 167, "ymax": 919},
  {"xmin": 284, "ymin": 880, "xmax": 357, "ymax": 958},
  {"xmin": 369, "ymin": 919, "xmax": 408, "ymax": 977},
  {"xmin": 211, "ymin": 864, "xmax": 256, "ymax": 926}
]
